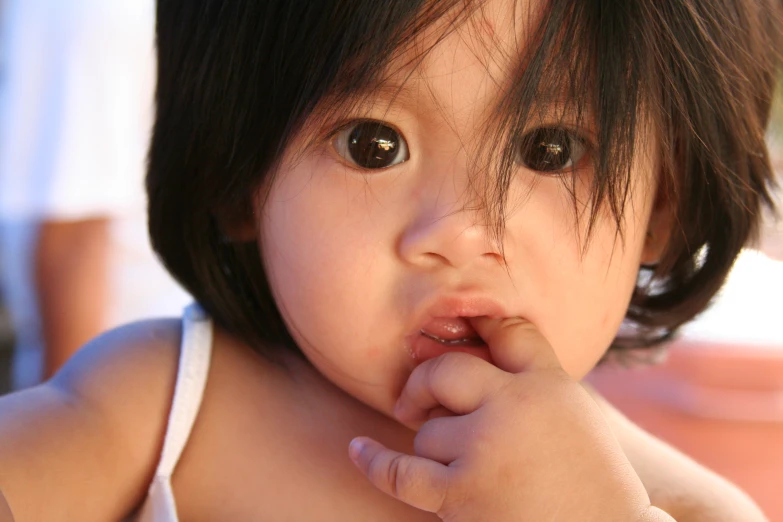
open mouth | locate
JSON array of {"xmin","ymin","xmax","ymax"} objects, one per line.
[
  {"xmin": 409, "ymin": 316, "xmax": 491, "ymax": 363},
  {"xmin": 420, "ymin": 330, "xmax": 485, "ymax": 347},
  {"xmin": 420, "ymin": 316, "xmax": 486, "ymax": 345}
]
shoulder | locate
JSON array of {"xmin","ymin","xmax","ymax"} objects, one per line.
[
  {"xmin": 583, "ymin": 384, "xmax": 769, "ymax": 522},
  {"xmin": 51, "ymin": 317, "xmax": 186, "ymax": 482},
  {"xmin": 0, "ymin": 318, "xmax": 184, "ymax": 521},
  {"xmin": 54, "ymin": 316, "xmax": 182, "ymax": 384},
  {"xmin": 53, "ymin": 317, "xmax": 183, "ymax": 434},
  {"xmin": 51, "ymin": 318, "xmax": 187, "ymax": 487}
]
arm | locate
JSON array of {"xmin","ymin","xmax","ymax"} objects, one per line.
[
  {"xmin": 34, "ymin": 218, "xmax": 111, "ymax": 378},
  {"xmin": 584, "ymin": 384, "xmax": 769, "ymax": 522},
  {"xmin": 0, "ymin": 319, "xmax": 181, "ymax": 522}
]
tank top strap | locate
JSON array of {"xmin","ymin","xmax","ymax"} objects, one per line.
[
  {"xmin": 131, "ymin": 304, "xmax": 213, "ymax": 522},
  {"xmin": 153, "ymin": 303, "xmax": 213, "ymax": 478}
]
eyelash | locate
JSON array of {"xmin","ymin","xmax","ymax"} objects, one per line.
[{"xmin": 327, "ymin": 118, "xmax": 593, "ymax": 175}]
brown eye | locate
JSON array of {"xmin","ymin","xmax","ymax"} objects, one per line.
[
  {"xmin": 333, "ymin": 120, "xmax": 409, "ymax": 169},
  {"xmin": 515, "ymin": 127, "xmax": 587, "ymax": 173}
]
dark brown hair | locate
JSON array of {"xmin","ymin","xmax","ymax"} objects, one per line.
[{"xmin": 148, "ymin": 0, "xmax": 782, "ymax": 359}]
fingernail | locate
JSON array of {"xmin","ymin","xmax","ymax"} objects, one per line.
[{"xmin": 348, "ymin": 438, "xmax": 364, "ymax": 463}]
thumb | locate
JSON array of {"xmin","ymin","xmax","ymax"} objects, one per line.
[{"xmin": 470, "ymin": 316, "xmax": 562, "ymax": 374}]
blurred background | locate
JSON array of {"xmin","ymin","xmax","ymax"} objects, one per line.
[
  {"xmin": 0, "ymin": 0, "xmax": 191, "ymax": 390},
  {"xmin": 0, "ymin": 1, "xmax": 780, "ymax": 520}
]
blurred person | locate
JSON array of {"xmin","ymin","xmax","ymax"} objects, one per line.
[{"xmin": 0, "ymin": 0, "xmax": 190, "ymax": 385}]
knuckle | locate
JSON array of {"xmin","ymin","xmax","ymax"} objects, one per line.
[
  {"xmin": 386, "ymin": 454, "xmax": 408, "ymax": 498},
  {"xmin": 436, "ymin": 480, "xmax": 464, "ymax": 519}
]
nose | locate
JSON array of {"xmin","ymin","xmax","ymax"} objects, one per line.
[{"xmin": 398, "ymin": 194, "xmax": 503, "ymax": 270}]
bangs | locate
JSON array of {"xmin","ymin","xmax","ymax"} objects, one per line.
[
  {"xmin": 288, "ymin": 0, "xmax": 655, "ymax": 251},
  {"xmin": 295, "ymin": 0, "xmax": 779, "ymax": 350}
]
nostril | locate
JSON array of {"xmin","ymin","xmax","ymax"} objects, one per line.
[
  {"xmin": 397, "ymin": 210, "xmax": 501, "ymax": 269},
  {"xmin": 423, "ymin": 251, "xmax": 451, "ymax": 264},
  {"xmin": 482, "ymin": 251, "xmax": 507, "ymax": 267}
]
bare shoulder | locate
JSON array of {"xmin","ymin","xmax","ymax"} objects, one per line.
[
  {"xmin": 0, "ymin": 318, "xmax": 183, "ymax": 522},
  {"xmin": 583, "ymin": 384, "xmax": 769, "ymax": 522},
  {"xmin": 52, "ymin": 317, "xmax": 182, "ymax": 417}
]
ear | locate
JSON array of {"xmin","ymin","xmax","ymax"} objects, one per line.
[
  {"xmin": 640, "ymin": 173, "xmax": 676, "ymax": 266},
  {"xmin": 213, "ymin": 202, "xmax": 257, "ymax": 242}
]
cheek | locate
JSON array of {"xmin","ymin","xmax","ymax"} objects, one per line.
[
  {"xmin": 546, "ymin": 244, "xmax": 643, "ymax": 379},
  {"xmin": 258, "ymin": 165, "xmax": 413, "ymax": 412},
  {"xmin": 503, "ymin": 176, "xmax": 649, "ymax": 379},
  {"xmin": 261, "ymin": 194, "xmax": 363, "ymax": 334},
  {"xmin": 258, "ymin": 161, "xmax": 396, "ymax": 352}
]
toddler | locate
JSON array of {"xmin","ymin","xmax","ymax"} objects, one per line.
[{"xmin": 0, "ymin": 0, "xmax": 781, "ymax": 520}]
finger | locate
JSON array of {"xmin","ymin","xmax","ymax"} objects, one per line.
[
  {"xmin": 349, "ymin": 437, "xmax": 449, "ymax": 513},
  {"xmin": 413, "ymin": 416, "xmax": 468, "ymax": 464},
  {"xmin": 394, "ymin": 352, "xmax": 507, "ymax": 426},
  {"xmin": 470, "ymin": 316, "xmax": 562, "ymax": 374},
  {"xmin": 426, "ymin": 406, "xmax": 455, "ymax": 421}
]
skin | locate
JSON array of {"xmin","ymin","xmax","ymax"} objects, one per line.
[
  {"xmin": 0, "ymin": 0, "xmax": 770, "ymax": 520},
  {"xmin": 260, "ymin": 0, "xmax": 662, "ymax": 445},
  {"xmin": 34, "ymin": 218, "xmax": 110, "ymax": 378},
  {"xmin": 257, "ymin": 1, "xmax": 676, "ymax": 518}
]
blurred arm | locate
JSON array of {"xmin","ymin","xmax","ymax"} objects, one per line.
[{"xmin": 34, "ymin": 218, "xmax": 110, "ymax": 377}]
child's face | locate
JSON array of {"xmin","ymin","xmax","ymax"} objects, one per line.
[{"xmin": 258, "ymin": 1, "xmax": 666, "ymax": 417}]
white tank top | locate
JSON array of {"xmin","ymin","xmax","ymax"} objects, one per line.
[{"xmin": 132, "ymin": 304, "xmax": 213, "ymax": 522}]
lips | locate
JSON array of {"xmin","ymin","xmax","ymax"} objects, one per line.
[
  {"xmin": 420, "ymin": 317, "xmax": 483, "ymax": 345},
  {"xmin": 405, "ymin": 294, "xmax": 507, "ymax": 364},
  {"xmin": 408, "ymin": 322, "xmax": 491, "ymax": 364}
]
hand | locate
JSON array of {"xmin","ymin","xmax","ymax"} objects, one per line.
[{"xmin": 349, "ymin": 317, "xmax": 674, "ymax": 521}]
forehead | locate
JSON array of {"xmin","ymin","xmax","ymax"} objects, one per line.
[
  {"xmin": 358, "ymin": 0, "xmax": 545, "ymax": 121},
  {"xmin": 346, "ymin": 0, "xmax": 601, "ymax": 148}
]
